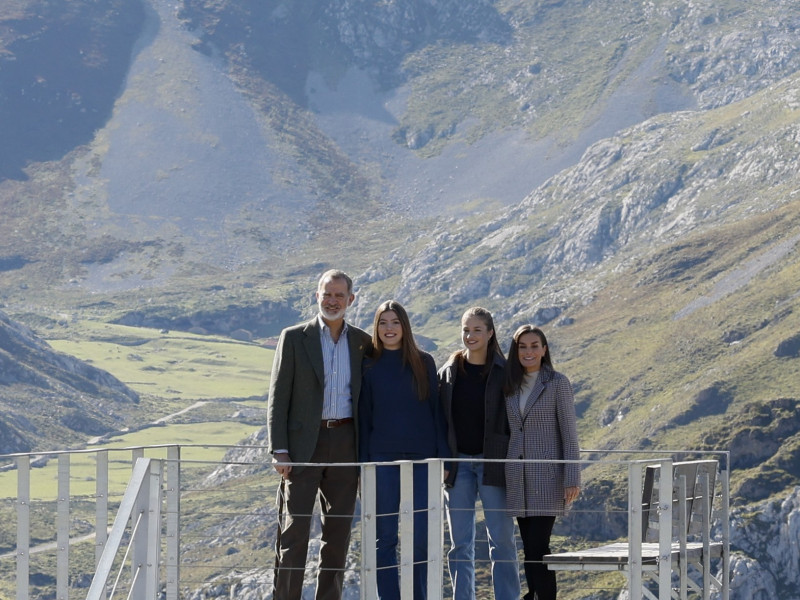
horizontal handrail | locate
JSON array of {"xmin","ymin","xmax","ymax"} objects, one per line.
[{"xmin": 1, "ymin": 446, "xmax": 729, "ymax": 600}]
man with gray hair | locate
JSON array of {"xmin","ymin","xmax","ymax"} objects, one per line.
[{"xmin": 268, "ymin": 269, "xmax": 372, "ymax": 600}]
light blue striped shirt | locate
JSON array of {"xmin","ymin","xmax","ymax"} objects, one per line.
[{"xmin": 318, "ymin": 315, "xmax": 353, "ymax": 419}]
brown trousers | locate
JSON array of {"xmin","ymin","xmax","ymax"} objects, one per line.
[{"xmin": 272, "ymin": 422, "xmax": 359, "ymax": 600}]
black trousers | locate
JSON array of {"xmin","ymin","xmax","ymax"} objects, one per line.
[{"xmin": 517, "ymin": 515, "xmax": 557, "ymax": 600}]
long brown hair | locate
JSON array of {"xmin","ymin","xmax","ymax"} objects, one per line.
[
  {"xmin": 371, "ymin": 300, "xmax": 429, "ymax": 400},
  {"xmin": 503, "ymin": 325, "xmax": 552, "ymax": 396},
  {"xmin": 452, "ymin": 306, "xmax": 504, "ymax": 375}
]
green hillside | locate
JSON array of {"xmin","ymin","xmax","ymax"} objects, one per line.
[{"xmin": 2, "ymin": 0, "xmax": 800, "ymax": 596}]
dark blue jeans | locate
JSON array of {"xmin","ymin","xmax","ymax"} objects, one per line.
[{"xmin": 373, "ymin": 456, "xmax": 430, "ymax": 600}]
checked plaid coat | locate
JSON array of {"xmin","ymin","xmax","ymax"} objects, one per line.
[{"xmin": 505, "ymin": 365, "xmax": 581, "ymax": 517}]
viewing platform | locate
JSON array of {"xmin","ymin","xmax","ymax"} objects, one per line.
[{"xmin": 0, "ymin": 447, "xmax": 729, "ymax": 600}]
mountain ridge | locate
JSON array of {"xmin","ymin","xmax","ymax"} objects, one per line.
[{"xmin": 2, "ymin": 1, "xmax": 800, "ymax": 597}]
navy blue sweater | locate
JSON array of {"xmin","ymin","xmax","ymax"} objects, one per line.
[{"xmin": 359, "ymin": 348, "xmax": 450, "ymax": 461}]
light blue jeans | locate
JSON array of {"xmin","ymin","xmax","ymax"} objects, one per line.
[{"xmin": 444, "ymin": 454, "xmax": 521, "ymax": 600}]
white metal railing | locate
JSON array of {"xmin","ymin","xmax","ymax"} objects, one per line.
[
  {"xmin": 0, "ymin": 448, "xmax": 729, "ymax": 600},
  {"xmin": 359, "ymin": 459, "xmax": 445, "ymax": 600},
  {"xmin": 3, "ymin": 445, "xmax": 183, "ymax": 600},
  {"xmin": 86, "ymin": 457, "xmax": 162, "ymax": 600}
]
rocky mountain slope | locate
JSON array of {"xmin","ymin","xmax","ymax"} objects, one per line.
[
  {"xmin": 0, "ymin": 310, "xmax": 139, "ymax": 453},
  {"xmin": 0, "ymin": 0, "xmax": 145, "ymax": 180},
  {"xmin": 2, "ymin": 0, "xmax": 800, "ymax": 598},
  {"xmin": 3, "ymin": 0, "xmax": 798, "ymax": 297}
]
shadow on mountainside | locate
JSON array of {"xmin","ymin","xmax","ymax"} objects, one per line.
[{"xmin": 0, "ymin": 0, "xmax": 148, "ymax": 181}]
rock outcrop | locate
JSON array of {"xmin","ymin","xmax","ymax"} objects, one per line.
[
  {"xmin": 725, "ymin": 487, "xmax": 800, "ymax": 599},
  {"xmin": 0, "ymin": 310, "xmax": 139, "ymax": 452}
]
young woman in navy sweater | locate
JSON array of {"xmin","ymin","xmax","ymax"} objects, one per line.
[{"xmin": 359, "ymin": 300, "xmax": 450, "ymax": 600}]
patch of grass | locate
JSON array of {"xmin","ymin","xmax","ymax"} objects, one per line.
[
  {"xmin": 0, "ymin": 421, "xmax": 262, "ymax": 502},
  {"xmin": 47, "ymin": 320, "xmax": 273, "ymax": 400},
  {"xmin": 395, "ymin": 0, "xmax": 671, "ymax": 155}
]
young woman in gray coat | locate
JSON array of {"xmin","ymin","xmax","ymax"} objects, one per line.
[{"xmin": 503, "ymin": 325, "xmax": 580, "ymax": 600}]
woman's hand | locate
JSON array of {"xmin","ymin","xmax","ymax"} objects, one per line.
[{"xmin": 565, "ymin": 486, "xmax": 580, "ymax": 504}]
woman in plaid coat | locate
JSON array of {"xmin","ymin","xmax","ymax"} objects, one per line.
[{"xmin": 503, "ymin": 325, "xmax": 580, "ymax": 600}]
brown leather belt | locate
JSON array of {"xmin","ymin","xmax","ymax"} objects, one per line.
[{"xmin": 321, "ymin": 418, "xmax": 354, "ymax": 428}]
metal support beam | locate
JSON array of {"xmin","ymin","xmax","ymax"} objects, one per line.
[
  {"xmin": 425, "ymin": 458, "xmax": 443, "ymax": 600},
  {"xmin": 57, "ymin": 454, "xmax": 70, "ymax": 600},
  {"xmin": 16, "ymin": 456, "xmax": 30, "ymax": 600},
  {"xmin": 398, "ymin": 461, "xmax": 414, "ymax": 599},
  {"xmin": 166, "ymin": 446, "xmax": 181, "ymax": 600},
  {"xmin": 360, "ymin": 463, "xmax": 378, "ymax": 600}
]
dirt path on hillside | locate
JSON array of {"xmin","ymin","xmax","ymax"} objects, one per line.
[
  {"xmin": 673, "ymin": 232, "xmax": 800, "ymax": 320},
  {"xmin": 0, "ymin": 530, "xmax": 105, "ymax": 560},
  {"xmin": 153, "ymin": 400, "xmax": 209, "ymax": 424},
  {"xmin": 87, "ymin": 400, "xmax": 210, "ymax": 444}
]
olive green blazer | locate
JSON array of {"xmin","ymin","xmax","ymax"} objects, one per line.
[{"xmin": 267, "ymin": 317, "xmax": 371, "ymax": 472}]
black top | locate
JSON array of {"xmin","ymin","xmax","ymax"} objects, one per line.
[
  {"xmin": 451, "ymin": 361, "xmax": 486, "ymax": 455},
  {"xmin": 439, "ymin": 352, "xmax": 510, "ymax": 488}
]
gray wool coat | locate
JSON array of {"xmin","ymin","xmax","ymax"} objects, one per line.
[{"xmin": 505, "ymin": 365, "xmax": 581, "ymax": 517}]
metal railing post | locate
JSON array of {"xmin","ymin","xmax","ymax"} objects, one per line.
[
  {"xmin": 360, "ymin": 463, "xmax": 378, "ymax": 600},
  {"xmin": 627, "ymin": 460, "xmax": 643, "ymax": 600},
  {"xmin": 699, "ymin": 472, "xmax": 711, "ymax": 600},
  {"xmin": 57, "ymin": 454, "xmax": 70, "ymax": 600},
  {"xmin": 145, "ymin": 460, "xmax": 163, "ymax": 600},
  {"xmin": 676, "ymin": 475, "xmax": 688, "ymax": 600},
  {"xmin": 166, "ymin": 446, "xmax": 181, "ymax": 600},
  {"xmin": 95, "ymin": 450, "xmax": 109, "ymax": 568},
  {"xmin": 721, "ymin": 460, "xmax": 730, "ymax": 600},
  {"xmin": 16, "ymin": 455, "xmax": 30, "ymax": 600},
  {"xmin": 131, "ymin": 447, "xmax": 144, "ymax": 469},
  {"xmin": 657, "ymin": 459, "xmax": 673, "ymax": 599},
  {"xmin": 398, "ymin": 461, "xmax": 414, "ymax": 599},
  {"xmin": 425, "ymin": 459, "xmax": 443, "ymax": 600}
]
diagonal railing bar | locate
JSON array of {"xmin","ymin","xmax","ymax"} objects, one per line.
[
  {"xmin": 86, "ymin": 457, "xmax": 162, "ymax": 600},
  {"xmin": 108, "ymin": 511, "xmax": 144, "ymax": 600},
  {"xmin": 125, "ymin": 565, "xmax": 143, "ymax": 600}
]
